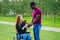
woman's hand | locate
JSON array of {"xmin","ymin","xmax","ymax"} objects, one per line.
[
  {"xmin": 22, "ymin": 27, "xmax": 25, "ymax": 30},
  {"xmin": 22, "ymin": 24, "xmax": 28, "ymax": 30}
]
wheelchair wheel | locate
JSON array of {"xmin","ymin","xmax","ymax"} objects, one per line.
[
  {"xmin": 14, "ymin": 36, "xmax": 23, "ymax": 40},
  {"xmin": 14, "ymin": 33, "xmax": 20, "ymax": 40}
]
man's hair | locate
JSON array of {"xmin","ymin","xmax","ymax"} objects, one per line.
[{"xmin": 30, "ymin": 2, "xmax": 36, "ymax": 6}]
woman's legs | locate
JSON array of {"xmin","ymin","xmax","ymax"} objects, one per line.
[
  {"xmin": 20, "ymin": 34, "xmax": 31, "ymax": 40},
  {"xmin": 20, "ymin": 34, "xmax": 27, "ymax": 40},
  {"xmin": 27, "ymin": 33, "xmax": 31, "ymax": 40}
]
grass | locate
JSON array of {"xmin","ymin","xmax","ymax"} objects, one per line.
[
  {"xmin": 42, "ymin": 16, "xmax": 60, "ymax": 28},
  {"xmin": 0, "ymin": 24, "xmax": 16, "ymax": 40},
  {"xmin": 0, "ymin": 17, "xmax": 16, "ymax": 22},
  {"xmin": 0, "ymin": 15, "xmax": 60, "ymax": 28},
  {"xmin": 0, "ymin": 24, "xmax": 60, "ymax": 40}
]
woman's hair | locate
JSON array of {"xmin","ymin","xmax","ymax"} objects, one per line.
[
  {"xmin": 16, "ymin": 15, "xmax": 26, "ymax": 23},
  {"xmin": 16, "ymin": 15, "xmax": 20, "ymax": 23},
  {"xmin": 16, "ymin": 15, "xmax": 27, "ymax": 27}
]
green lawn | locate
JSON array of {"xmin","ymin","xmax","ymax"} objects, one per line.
[
  {"xmin": 0, "ymin": 24, "xmax": 16, "ymax": 40},
  {"xmin": 42, "ymin": 16, "xmax": 60, "ymax": 28},
  {"xmin": 0, "ymin": 15, "xmax": 60, "ymax": 28},
  {"xmin": 0, "ymin": 24, "xmax": 60, "ymax": 40}
]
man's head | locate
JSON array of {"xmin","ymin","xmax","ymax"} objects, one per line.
[{"xmin": 30, "ymin": 2, "xmax": 36, "ymax": 9}]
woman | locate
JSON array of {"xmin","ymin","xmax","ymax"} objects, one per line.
[{"xmin": 16, "ymin": 15, "xmax": 31, "ymax": 40}]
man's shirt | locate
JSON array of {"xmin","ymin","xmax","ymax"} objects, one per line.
[{"xmin": 32, "ymin": 7, "xmax": 42, "ymax": 24}]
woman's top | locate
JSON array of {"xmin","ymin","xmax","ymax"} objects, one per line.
[{"xmin": 16, "ymin": 21, "xmax": 27, "ymax": 35}]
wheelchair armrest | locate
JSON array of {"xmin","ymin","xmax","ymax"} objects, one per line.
[
  {"xmin": 26, "ymin": 32, "xmax": 30, "ymax": 34},
  {"xmin": 27, "ymin": 32, "xmax": 30, "ymax": 33}
]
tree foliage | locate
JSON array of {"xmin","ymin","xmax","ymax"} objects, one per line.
[{"xmin": 0, "ymin": 0, "xmax": 60, "ymax": 16}]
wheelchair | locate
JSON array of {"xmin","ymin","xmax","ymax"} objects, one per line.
[
  {"xmin": 14, "ymin": 32, "xmax": 31, "ymax": 40},
  {"xmin": 14, "ymin": 33, "xmax": 23, "ymax": 40}
]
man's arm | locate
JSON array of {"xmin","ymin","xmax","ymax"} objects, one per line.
[
  {"xmin": 29, "ymin": 14, "xmax": 40, "ymax": 27},
  {"xmin": 32, "ymin": 14, "xmax": 40, "ymax": 24}
]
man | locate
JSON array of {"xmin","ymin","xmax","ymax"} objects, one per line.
[{"xmin": 29, "ymin": 2, "xmax": 42, "ymax": 40}]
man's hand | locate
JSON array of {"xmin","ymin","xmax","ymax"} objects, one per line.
[{"xmin": 28, "ymin": 23, "xmax": 33, "ymax": 27}]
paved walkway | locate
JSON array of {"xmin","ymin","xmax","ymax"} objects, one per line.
[{"xmin": 0, "ymin": 21, "xmax": 60, "ymax": 32}]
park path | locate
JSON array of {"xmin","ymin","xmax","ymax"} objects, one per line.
[{"xmin": 0, "ymin": 21, "xmax": 60, "ymax": 32}]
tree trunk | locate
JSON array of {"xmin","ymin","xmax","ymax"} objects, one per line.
[{"xmin": 54, "ymin": 13, "xmax": 56, "ymax": 24}]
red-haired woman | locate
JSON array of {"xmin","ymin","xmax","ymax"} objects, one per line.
[{"xmin": 16, "ymin": 15, "xmax": 31, "ymax": 40}]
